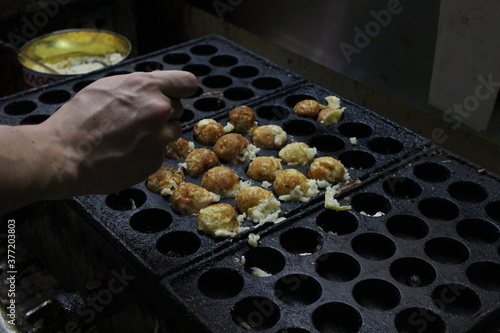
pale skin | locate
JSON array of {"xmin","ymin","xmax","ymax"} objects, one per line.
[{"xmin": 0, "ymin": 70, "xmax": 198, "ymax": 214}]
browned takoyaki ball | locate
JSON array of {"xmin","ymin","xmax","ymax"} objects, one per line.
[
  {"xmin": 214, "ymin": 133, "xmax": 250, "ymax": 163},
  {"xmin": 236, "ymin": 186, "xmax": 273, "ymax": 215},
  {"xmin": 170, "ymin": 183, "xmax": 220, "ymax": 215},
  {"xmin": 165, "ymin": 137, "xmax": 194, "ymax": 160},
  {"xmin": 146, "ymin": 166, "xmax": 185, "ymax": 196},
  {"xmin": 246, "ymin": 156, "xmax": 282, "ymax": 182},
  {"xmin": 250, "ymin": 125, "xmax": 287, "ymax": 149},
  {"xmin": 317, "ymin": 107, "xmax": 343, "ymax": 125},
  {"xmin": 201, "ymin": 166, "xmax": 240, "ymax": 198},
  {"xmin": 308, "ymin": 156, "xmax": 346, "ymax": 183},
  {"xmin": 184, "ymin": 148, "xmax": 220, "ymax": 178},
  {"xmin": 229, "ymin": 105, "xmax": 257, "ymax": 132},
  {"xmin": 193, "ymin": 119, "xmax": 225, "ymax": 145},
  {"xmin": 273, "ymin": 169, "xmax": 308, "ymax": 196},
  {"xmin": 197, "ymin": 203, "xmax": 240, "ymax": 238},
  {"xmin": 293, "ymin": 99, "xmax": 321, "ymax": 116}
]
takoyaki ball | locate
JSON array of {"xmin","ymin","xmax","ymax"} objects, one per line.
[
  {"xmin": 294, "ymin": 99, "xmax": 321, "ymax": 117},
  {"xmin": 214, "ymin": 133, "xmax": 257, "ymax": 164},
  {"xmin": 250, "ymin": 125, "xmax": 287, "ymax": 149},
  {"xmin": 146, "ymin": 166, "xmax": 185, "ymax": 196},
  {"xmin": 193, "ymin": 119, "xmax": 225, "ymax": 145},
  {"xmin": 201, "ymin": 166, "xmax": 240, "ymax": 198},
  {"xmin": 236, "ymin": 186, "xmax": 273, "ymax": 215},
  {"xmin": 236, "ymin": 186, "xmax": 282, "ymax": 224},
  {"xmin": 229, "ymin": 106, "xmax": 257, "ymax": 132},
  {"xmin": 197, "ymin": 203, "xmax": 240, "ymax": 238},
  {"xmin": 317, "ymin": 107, "xmax": 344, "ymax": 125},
  {"xmin": 246, "ymin": 156, "xmax": 282, "ymax": 182},
  {"xmin": 278, "ymin": 142, "xmax": 317, "ymax": 166},
  {"xmin": 165, "ymin": 137, "xmax": 194, "ymax": 160},
  {"xmin": 170, "ymin": 183, "xmax": 220, "ymax": 215},
  {"xmin": 273, "ymin": 169, "xmax": 308, "ymax": 196},
  {"xmin": 308, "ymin": 156, "xmax": 346, "ymax": 183},
  {"xmin": 184, "ymin": 148, "xmax": 220, "ymax": 178}
]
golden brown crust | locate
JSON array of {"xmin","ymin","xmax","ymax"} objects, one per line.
[
  {"xmin": 184, "ymin": 148, "xmax": 220, "ymax": 178},
  {"xmin": 246, "ymin": 156, "xmax": 282, "ymax": 181},
  {"xmin": 214, "ymin": 133, "xmax": 250, "ymax": 163},
  {"xmin": 236, "ymin": 186, "xmax": 273, "ymax": 214},
  {"xmin": 308, "ymin": 156, "xmax": 346, "ymax": 183},
  {"xmin": 273, "ymin": 169, "xmax": 308, "ymax": 196},
  {"xmin": 293, "ymin": 100, "xmax": 321, "ymax": 116},
  {"xmin": 197, "ymin": 203, "xmax": 240, "ymax": 237},
  {"xmin": 250, "ymin": 125, "xmax": 287, "ymax": 149},
  {"xmin": 201, "ymin": 166, "xmax": 240, "ymax": 197},
  {"xmin": 170, "ymin": 183, "xmax": 219, "ymax": 215},
  {"xmin": 146, "ymin": 166, "xmax": 184, "ymax": 194},
  {"xmin": 317, "ymin": 107, "xmax": 343, "ymax": 125},
  {"xmin": 193, "ymin": 119, "xmax": 225, "ymax": 145},
  {"xmin": 229, "ymin": 106, "xmax": 257, "ymax": 132},
  {"xmin": 165, "ymin": 137, "xmax": 193, "ymax": 160}
]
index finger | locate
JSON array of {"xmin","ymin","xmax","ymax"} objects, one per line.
[{"xmin": 149, "ymin": 70, "xmax": 198, "ymax": 98}]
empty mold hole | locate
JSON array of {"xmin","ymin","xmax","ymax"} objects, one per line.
[
  {"xmin": 256, "ymin": 105, "xmax": 289, "ymax": 121},
  {"xmin": 224, "ymin": 87, "xmax": 255, "ymax": 101},
  {"xmin": 351, "ymin": 193, "xmax": 391, "ymax": 216},
  {"xmin": 130, "ymin": 208, "xmax": 172, "ymax": 233},
  {"xmin": 20, "ymin": 115, "xmax": 49, "ymax": 125},
  {"xmin": 39, "ymin": 90, "xmax": 71, "ymax": 104},
  {"xmin": 105, "ymin": 188, "xmax": 146, "ymax": 210},
  {"xmin": 230, "ymin": 65, "xmax": 259, "ymax": 78},
  {"xmin": 413, "ymin": 162, "xmax": 451, "ymax": 183},
  {"xmin": 368, "ymin": 137, "xmax": 403, "ymax": 155},
  {"xmin": 486, "ymin": 200, "xmax": 500, "ymax": 222},
  {"xmin": 193, "ymin": 97, "xmax": 226, "ymax": 112},
  {"xmin": 231, "ymin": 297, "xmax": 280, "ymax": 330},
  {"xmin": 182, "ymin": 64, "xmax": 212, "ymax": 76},
  {"xmin": 156, "ymin": 231, "xmax": 201, "ymax": 257},
  {"xmin": 190, "ymin": 44, "xmax": 218, "ymax": 55},
  {"xmin": 352, "ymin": 233, "xmax": 396, "ymax": 260},
  {"xmin": 134, "ymin": 61, "xmax": 163, "ymax": 72},
  {"xmin": 275, "ymin": 329, "xmax": 310, "ymax": 333},
  {"xmin": 252, "ymin": 77, "xmax": 283, "ymax": 90},
  {"xmin": 338, "ymin": 151, "xmax": 375, "ymax": 169},
  {"xmin": 285, "ymin": 94, "xmax": 316, "ymax": 108},
  {"xmin": 210, "ymin": 55, "xmax": 238, "ymax": 67},
  {"xmin": 390, "ymin": 257, "xmax": 436, "ymax": 287},
  {"xmin": 316, "ymin": 252, "xmax": 360, "ymax": 282},
  {"xmin": 353, "ymin": 279, "xmax": 401, "ymax": 311},
  {"xmin": 457, "ymin": 219, "xmax": 499, "ymax": 243},
  {"xmin": 448, "ymin": 181, "xmax": 488, "ymax": 202},
  {"xmin": 179, "ymin": 108, "xmax": 195, "ymax": 122},
  {"xmin": 424, "ymin": 237, "xmax": 469, "ymax": 264},
  {"xmin": 309, "ymin": 134, "xmax": 345, "ymax": 152},
  {"xmin": 312, "ymin": 303, "xmax": 362, "ymax": 333},
  {"xmin": 418, "ymin": 197, "xmax": 459, "ymax": 221},
  {"xmin": 4, "ymin": 100, "xmax": 37, "ymax": 115},
  {"xmin": 386, "ymin": 215, "xmax": 429, "ymax": 240},
  {"xmin": 163, "ymin": 52, "xmax": 191, "ymax": 65},
  {"xmin": 383, "ymin": 177, "xmax": 422, "ymax": 199},
  {"xmin": 198, "ymin": 268, "xmax": 244, "ymax": 299},
  {"xmin": 282, "ymin": 119, "xmax": 316, "ymax": 136},
  {"xmin": 104, "ymin": 70, "xmax": 131, "ymax": 77},
  {"xmin": 394, "ymin": 308, "xmax": 445, "ymax": 333},
  {"xmin": 316, "ymin": 210, "xmax": 358, "ymax": 235},
  {"xmin": 466, "ymin": 262, "xmax": 500, "ymax": 291},
  {"xmin": 338, "ymin": 122, "xmax": 373, "ymax": 138},
  {"xmin": 73, "ymin": 80, "xmax": 94, "ymax": 92},
  {"xmin": 242, "ymin": 247, "xmax": 286, "ymax": 276},
  {"xmin": 431, "ymin": 284, "xmax": 481, "ymax": 315},
  {"xmin": 202, "ymin": 75, "xmax": 233, "ymax": 88},
  {"xmin": 280, "ymin": 228, "xmax": 323, "ymax": 255},
  {"xmin": 274, "ymin": 274, "xmax": 322, "ymax": 305}
]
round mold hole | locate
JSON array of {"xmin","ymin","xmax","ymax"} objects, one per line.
[
  {"xmin": 457, "ymin": 218, "xmax": 499, "ymax": 243},
  {"xmin": 274, "ymin": 274, "xmax": 322, "ymax": 305},
  {"xmin": 368, "ymin": 137, "xmax": 403, "ymax": 155},
  {"xmin": 224, "ymin": 87, "xmax": 255, "ymax": 101},
  {"xmin": 210, "ymin": 55, "xmax": 238, "ymax": 67},
  {"xmin": 280, "ymin": 228, "xmax": 323, "ymax": 255},
  {"xmin": 187, "ymin": 86, "xmax": 204, "ymax": 99},
  {"xmin": 193, "ymin": 97, "xmax": 226, "ymax": 112},
  {"xmin": 338, "ymin": 151, "xmax": 376, "ymax": 169},
  {"xmin": 309, "ymin": 134, "xmax": 345, "ymax": 152},
  {"xmin": 156, "ymin": 231, "xmax": 201, "ymax": 257},
  {"xmin": 353, "ymin": 279, "xmax": 401, "ymax": 311},
  {"xmin": 231, "ymin": 297, "xmax": 280, "ymax": 330},
  {"xmin": 284, "ymin": 94, "xmax": 316, "ymax": 108},
  {"xmin": 134, "ymin": 61, "xmax": 164, "ymax": 72},
  {"xmin": 316, "ymin": 252, "xmax": 360, "ymax": 282},
  {"xmin": 386, "ymin": 215, "xmax": 429, "ymax": 240},
  {"xmin": 394, "ymin": 308, "xmax": 445, "ymax": 333},
  {"xmin": 256, "ymin": 105, "xmax": 289, "ymax": 121},
  {"xmin": 351, "ymin": 192, "xmax": 391, "ymax": 216},
  {"xmin": 4, "ymin": 100, "xmax": 37, "ymax": 115},
  {"xmin": 282, "ymin": 119, "xmax": 316, "ymax": 136},
  {"xmin": 275, "ymin": 328, "xmax": 311, "ymax": 333},
  {"xmin": 179, "ymin": 108, "xmax": 195, "ymax": 122},
  {"xmin": 20, "ymin": 115, "xmax": 49, "ymax": 125},
  {"xmin": 163, "ymin": 52, "xmax": 191, "ymax": 64},
  {"xmin": 202, "ymin": 75, "xmax": 233, "ymax": 88},
  {"xmin": 431, "ymin": 284, "xmax": 481, "ymax": 315},
  {"xmin": 190, "ymin": 44, "xmax": 218, "ymax": 55},
  {"xmin": 352, "ymin": 233, "xmax": 396, "ymax": 261},
  {"xmin": 424, "ymin": 237, "xmax": 469, "ymax": 264},
  {"xmin": 105, "ymin": 188, "xmax": 147, "ymax": 211},
  {"xmin": 182, "ymin": 64, "xmax": 212, "ymax": 76},
  {"xmin": 242, "ymin": 247, "xmax": 286, "ymax": 276},
  {"xmin": 312, "ymin": 302, "xmax": 362, "ymax": 333},
  {"xmin": 129, "ymin": 208, "xmax": 172, "ymax": 233},
  {"xmin": 104, "ymin": 70, "xmax": 131, "ymax": 77},
  {"xmin": 230, "ymin": 65, "xmax": 259, "ymax": 78},
  {"xmin": 390, "ymin": 257, "xmax": 436, "ymax": 287},
  {"xmin": 413, "ymin": 162, "xmax": 451, "ymax": 183},
  {"xmin": 485, "ymin": 200, "xmax": 500, "ymax": 222},
  {"xmin": 383, "ymin": 177, "xmax": 422, "ymax": 199},
  {"xmin": 252, "ymin": 77, "xmax": 283, "ymax": 90},
  {"xmin": 39, "ymin": 90, "xmax": 71, "ymax": 104},
  {"xmin": 418, "ymin": 197, "xmax": 459, "ymax": 221},
  {"xmin": 198, "ymin": 268, "xmax": 244, "ymax": 299},
  {"xmin": 466, "ymin": 261, "xmax": 500, "ymax": 291},
  {"xmin": 73, "ymin": 80, "xmax": 94, "ymax": 92},
  {"xmin": 316, "ymin": 210, "xmax": 358, "ymax": 236},
  {"xmin": 338, "ymin": 122, "xmax": 373, "ymax": 138},
  {"xmin": 448, "ymin": 181, "xmax": 488, "ymax": 202}
]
